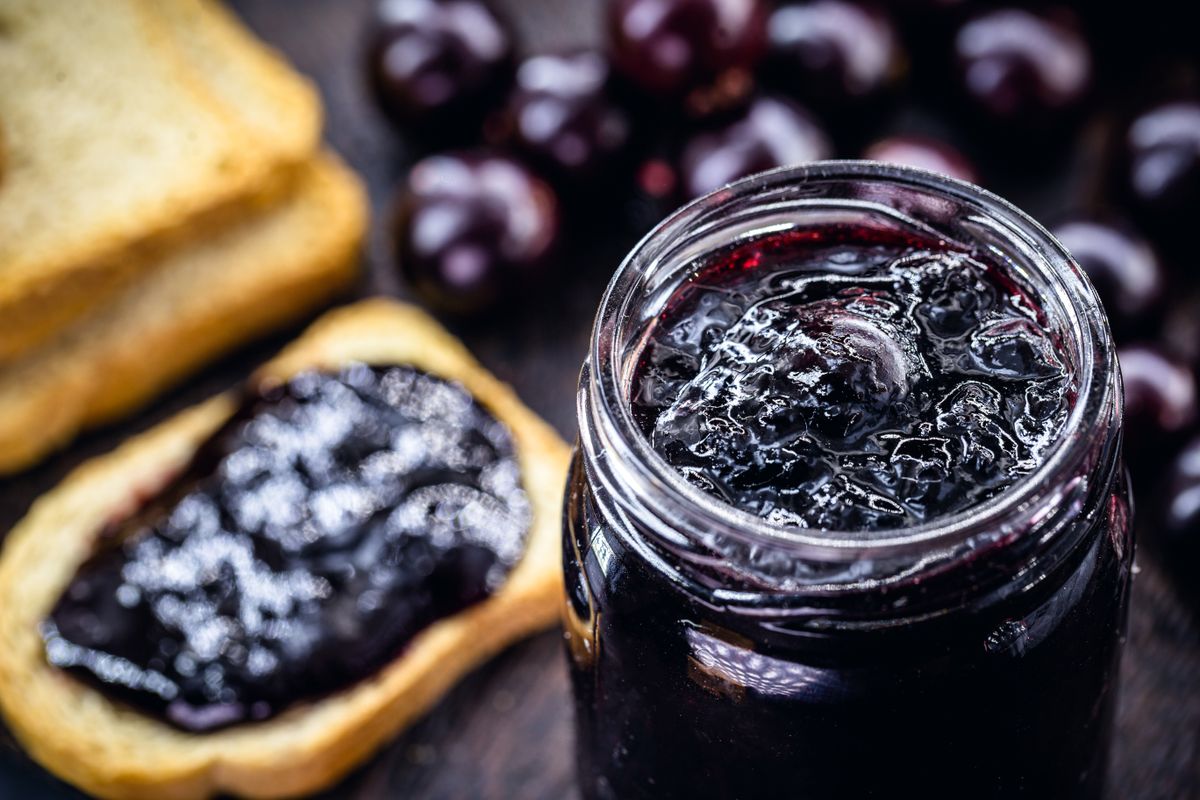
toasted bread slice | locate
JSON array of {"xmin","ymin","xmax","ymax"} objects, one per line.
[
  {"xmin": 0, "ymin": 0, "xmax": 319, "ymax": 362},
  {"xmin": 141, "ymin": 0, "xmax": 321, "ymax": 163},
  {"xmin": 0, "ymin": 152, "xmax": 367, "ymax": 475},
  {"xmin": 0, "ymin": 299, "xmax": 570, "ymax": 800}
]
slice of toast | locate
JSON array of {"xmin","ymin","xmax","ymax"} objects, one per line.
[
  {"xmin": 140, "ymin": 0, "xmax": 321, "ymax": 163},
  {"xmin": 0, "ymin": 152, "xmax": 367, "ymax": 475},
  {"xmin": 0, "ymin": 299, "xmax": 570, "ymax": 800},
  {"xmin": 0, "ymin": 0, "xmax": 319, "ymax": 362}
]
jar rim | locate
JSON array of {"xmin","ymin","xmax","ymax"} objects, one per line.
[{"xmin": 585, "ymin": 160, "xmax": 1119, "ymax": 563}]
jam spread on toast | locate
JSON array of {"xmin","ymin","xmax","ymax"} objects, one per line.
[{"xmin": 44, "ymin": 364, "xmax": 530, "ymax": 732}]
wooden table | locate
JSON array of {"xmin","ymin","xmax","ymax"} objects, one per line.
[{"xmin": 2, "ymin": 1, "xmax": 1197, "ymax": 797}]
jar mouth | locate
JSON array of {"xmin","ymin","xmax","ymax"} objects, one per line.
[{"xmin": 587, "ymin": 160, "xmax": 1118, "ymax": 562}]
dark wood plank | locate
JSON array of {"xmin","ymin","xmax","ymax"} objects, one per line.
[{"xmin": 1, "ymin": 1, "xmax": 1198, "ymax": 798}]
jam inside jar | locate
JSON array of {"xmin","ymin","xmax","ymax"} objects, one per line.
[{"xmin": 564, "ymin": 163, "xmax": 1132, "ymax": 799}]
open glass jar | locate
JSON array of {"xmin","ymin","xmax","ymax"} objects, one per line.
[{"xmin": 563, "ymin": 162, "xmax": 1132, "ymax": 799}]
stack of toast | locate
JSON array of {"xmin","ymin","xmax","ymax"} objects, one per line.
[
  {"xmin": 0, "ymin": 5, "xmax": 572, "ymax": 797},
  {"xmin": 0, "ymin": 0, "xmax": 369, "ymax": 474},
  {"xmin": 0, "ymin": 300, "xmax": 570, "ymax": 800}
]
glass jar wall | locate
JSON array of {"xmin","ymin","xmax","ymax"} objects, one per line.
[{"xmin": 563, "ymin": 162, "xmax": 1132, "ymax": 800}]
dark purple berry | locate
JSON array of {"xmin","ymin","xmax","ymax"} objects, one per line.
[
  {"xmin": 1051, "ymin": 219, "xmax": 1164, "ymax": 340},
  {"xmin": 1161, "ymin": 292, "xmax": 1200, "ymax": 369},
  {"xmin": 864, "ymin": 135, "xmax": 977, "ymax": 183},
  {"xmin": 953, "ymin": 8, "xmax": 1090, "ymax": 127},
  {"xmin": 1161, "ymin": 435, "xmax": 1200, "ymax": 571},
  {"xmin": 1122, "ymin": 101, "xmax": 1200, "ymax": 229},
  {"xmin": 679, "ymin": 96, "xmax": 832, "ymax": 199},
  {"xmin": 765, "ymin": 2, "xmax": 904, "ymax": 112},
  {"xmin": 394, "ymin": 152, "xmax": 560, "ymax": 313},
  {"xmin": 607, "ymin": 0, "xmax": 768, "ymax": 113},
  {"xmin": 1119, "ymin": 345, "xmax": 1198, "ymax": 474},
  {"xmin": 367, "ymin": 0, "xmax": 513, "ymax": 134},
  {"xmin": 499, "ymin": 51, "xmax": 633, "ymax": 186}
]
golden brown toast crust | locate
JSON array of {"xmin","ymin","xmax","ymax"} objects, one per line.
[
  {"xmin": 0, "ymin": 300, "xmax": 571, "ymax": 800},
  {"xmin": 0, "ymin": 153, "xmax": 366, "ymax": 475}
]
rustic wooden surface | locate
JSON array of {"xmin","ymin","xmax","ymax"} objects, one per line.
[{"xmin": 1, "ymin": 1, "xmax": 1198, "ymax": 797}]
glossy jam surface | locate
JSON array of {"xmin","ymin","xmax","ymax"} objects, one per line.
[
  {"xmin": 631, "ymin": 226, "xmax": 1072, "ymax": 531},
  {"xmin": 44, "ymin": 365, "xmax": 530, "ymax": 732}
]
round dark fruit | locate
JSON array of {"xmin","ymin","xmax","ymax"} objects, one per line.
[
  {"xmin": 393, "ymin": 152, "xmax": 560, "ymax": 314},
  {"xmin": 1122, "ymin": 101, "xmax": 1200, "ymax": 229},
  {"xmin": 953, "ymin": 8, "xmax": 1090, "ymax": 127},
  {"xmin": 765, "ymin": 2, "xmax": 904, "ymax": 112},
  {"xmin": 500, "ymin": 51, "xmax": 633, "ymax": 186},
  {"xmin": 1161, "ymin": 435, "xmax": 1200, "ymax": 570},
  {"xmin": 1051, "ymin": 219, "xmax": 1163, "ymax": 340},
  {"xmin": 607, "ymin": 0, "xmax": 768, "ymax": 113},
  {"xmin": 367, "ymin": 0, "xmax": 513, "ymax": 134},
  {"xmin": 1160, "ymin": 293, "xmax": 1200, "ymax": 369},
  {"xmin": 1118, "ymin": 344, "xmax": 1198, "ymax": 472},
  {"xmin": 679, "ymin": 96, "xmax": 832, "ymax": 199},
  {"xmin": 863, "ymin": 135, "xmax": 977, "ymax": 183}
]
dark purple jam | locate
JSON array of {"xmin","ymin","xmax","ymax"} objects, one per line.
[
  {"xmin": 631, "ymin": 225, "xmax": 1072, "ymax": 531},
  {"xmin": 43, "ymin": 365, "xmax": 530, "ymax": 732},
  {"xmin": 564, "ymin": 458, "xmax": 1130, "ymax": 799},
  {"xmin": 566, "ymin": 221, "xmax": 1131, "ymax": 799}
]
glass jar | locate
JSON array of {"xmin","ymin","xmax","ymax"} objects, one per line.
[{"xmin": 563, "ymin": 162, "xmax": 1132, "ymax": 799}]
